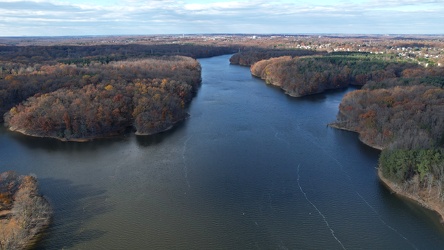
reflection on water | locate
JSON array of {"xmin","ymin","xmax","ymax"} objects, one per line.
[
  {"xmin": 1, "ymin": 55, "xmax": 444, "ymax": 249},
  {"xmin": 35, "ymin": 178, "xmax": 111, "ymax": 249}
]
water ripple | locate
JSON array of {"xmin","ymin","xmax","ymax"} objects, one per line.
[
  {"xmin": 182, "ymin": 135, "xmax": 192, "ymax": 189},
  {"xmin": 306, "ymin": 134, "xmax": 417, "ymax": 249},
  {"xmin": 297, "ymin": 164, "xmax": 347, "ymax": 250}
]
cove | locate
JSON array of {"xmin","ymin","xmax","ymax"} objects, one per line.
[{"xmin": 1, "ymin": 54, "xmax": 444, "ymax": 249}]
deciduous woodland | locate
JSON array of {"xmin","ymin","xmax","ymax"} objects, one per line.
[
  {"xmin": 2, "ymin": 57, "xmax": 201, "ymax": 140},
  {"xmin": 229, "ymin": 49, "xmax": 323, "ymax": 66},
  {"xmin": 0, "ymin": 171, "xmax": 51, "ymax": 250},
  {"xmin": 246, "ymin": 52, "xmax": 432, "ymax": 97},
  {"xmin": 336, "ymin": 74, "xmax": 444, "ymax": 218},
  {"xmin": 0, "ymin": 42, "xmax": 239, "ymax": 140},
  {"xmin": 231, "ymin": 49, "xmax": 444, "ymax": 221},
  {"xmin": 0, "ymin": 43, "xmax": 236, "ymax": 122}
]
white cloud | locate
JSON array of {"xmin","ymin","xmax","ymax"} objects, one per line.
[{"xmin": 0, "ymin": 0, "xmax": 442, "ymax": 36}]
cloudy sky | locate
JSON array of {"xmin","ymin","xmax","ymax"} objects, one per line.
[{"xmin": 0, "ymin": 0, "xmax": 443, "ymax": 36}]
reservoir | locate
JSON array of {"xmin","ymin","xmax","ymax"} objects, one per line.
[{"xmin": 1, "ymin": 54, "xmax": 444, "ymax": 249}]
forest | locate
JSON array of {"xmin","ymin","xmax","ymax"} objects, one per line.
[
  {"xmin": 231, "ymin": 49, "xmax": 444, "ymax": 207},
  {"xmin": 336, "ymin": 75, "xmax": 444, "ymax": 202},
  {"xmin": 229, "ymin": 49, "xmax": 323, "ymax": 66},
  {"xmin": 0, "ymin": 43, "xmax": 238, "ymax": 140},
  {"xmin": 247, "ymin": 52, "xmax": 426, "ymax": 97},
  {"xmin": 2, "ymin": 56, "xmax": 201, "ymax": 140}
]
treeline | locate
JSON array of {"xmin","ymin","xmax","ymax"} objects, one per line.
[
  {"xmin": 3, "ymin": 56, "xmax": 201, "ymax": 140},
  {"xmin": 0, "ymin": 171, "xmax": 51, "ymax": 249},
  {"xmin": 229, "ymin": 49, "xmax": 324, "ymax": 66},
  {"xmin": 0, "ymin": 44, "xmax": 237, "ymax": 64},
  {"xmin": 336, "ymin": 83, "xmax": 444, "ymax": 194},
  {"xmin": 248, "ymin": 53, "xmax": 422, "ymax": 97},
  {"xmin": 380, "ymin": 148, "xmax": 444, "ymax": 193},
  {"xmin": 336, "ymin": 85, "xmax": 444, "ymax": 149}
]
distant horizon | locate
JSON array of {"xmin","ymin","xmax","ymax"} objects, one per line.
[
  {"xmin": 1, "ymin": 0, "xmax": 443, "ymax": 36},
  {"xmin": 1, "ymin": 33, "xmax": 444, "ymax": 39}
]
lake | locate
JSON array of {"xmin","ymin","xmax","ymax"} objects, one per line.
[{"xmin": 1, "ymin": 54, "xmax": 444, "ymax": 249}]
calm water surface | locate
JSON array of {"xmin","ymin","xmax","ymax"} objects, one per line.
[{"xmin": 1, "ymin": 54, "xmax": 444, "ymax": 249}]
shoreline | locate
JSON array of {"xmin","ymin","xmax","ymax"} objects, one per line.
[
  {"xmin": 8, "ymin": 127, "xmax": 94, "ymax": 142},
  {"xmin": 9, "ymin": 122, "xmax": 179, "ymax": 142},
  {"xmin": 377, "ymin": 168, "xmax": 444, "ymax": 224},
  {"xmin": 329, "ymin": 123, "xmax": 444, "ymax": 224},
  {"xmin": 327, "ymin": 122, "xmax": 384, "ymax": 150},
  {"xmin": 7, "ymin": 115, "xmax": 189, "ymax": 142}
]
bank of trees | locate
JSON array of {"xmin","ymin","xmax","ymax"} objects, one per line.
[
  {"xmin": 2, "ymin": 56, "xmax": 202, "ymax": 140},
  {"xmin": 0, "ymin": 43, "xmax": 234, "ymax": 124},
  {"xmin": 337, "ymin": 85, "xmax": 444, "ymax": 148},
  {"xmin": 0, "ymin": 44, "xmax": 236, "ymax": 64},
  {"xmin": 229, "ymin": 49, "xmax": 323, "ymax": 66},
  {"xmin": 247, "ymin": 53, "xmax": 422, "ymax": 97},
  {"xmin": 0, "ymin": 171, "xmax": 51, "ymax": 249},
  {"xmin": 337, "ymin": 84, "xmax": 444, "ymax": 197},
  {"xmin": 334, "ymin": 65, "xmax": 444, "ymax": 201}
]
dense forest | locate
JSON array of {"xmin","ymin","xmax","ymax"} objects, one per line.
[
  {"xmin": 335, "ymin": 73, "xmax": 444, "ymax": 203},
  {"xmin": 0, "ymin": 43, "xmax": 238, "ymax": 140},
  {"xmin": 247, "ymin": 52, "xmax": 424, "ymax": 97},
  {"xmin": 2, "ymin": 56, "xmax": 201, "ymax": 140},
  {"xmin": 0, "ymin": 171, "xmax": 51, "ymax": 249},
  {"xmin": 229, "ymin": 49, "xmax": 324, "ymax": 66},
  {"xmin": 0, "ymin": 44, "xmax": 236, "ymax": 64}
]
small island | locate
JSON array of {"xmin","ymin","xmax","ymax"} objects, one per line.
[{"xmin": 0, "ymin": 171, "xmax": 52, "ymax": 249}]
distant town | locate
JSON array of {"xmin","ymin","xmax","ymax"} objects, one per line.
[{"xmin": 1, "ymin": 34, "xmax": 443, "ymax": 67}]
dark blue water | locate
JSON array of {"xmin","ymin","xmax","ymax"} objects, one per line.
[{"xmin": 1, "ymin": 54, "xmax": 444, "ymax": 249}]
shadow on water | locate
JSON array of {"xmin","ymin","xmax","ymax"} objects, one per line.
[
  {"xmin": 34, "ymin": 178, "xmax": 113, "ymax": 250},
  {"xmin": 8, "ymin": 130, "xmax": 129, "ymax": 152},
  {"xmin": 257, "ymin": 79, "xmax": 357, "ymax": 104},
  {"xmin": 294, "ymin": 86, "xmax": 359, "ymax": 103},
  {"xmin": 377, "ymin": 179, "xmax": 444, "ymax": 236},
  {"xmin": 135, "ymin": 120, "xmax": 187, "ymax": 147},
  {"xmin": 6, "ymin": 118, "xmax": 189, "ymax": 150}
]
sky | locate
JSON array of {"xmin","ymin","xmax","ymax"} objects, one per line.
[{"xmin": 0, "ymin": 0, "xmax": 443, "ymax": 36}]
